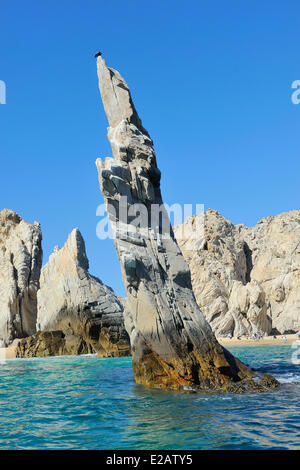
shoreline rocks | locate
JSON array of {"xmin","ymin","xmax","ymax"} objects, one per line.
[
  {"xmin": 0, "ymin": 211, "xmax": 130, "ymax": 358},
  {"xmin": 16, "ymin": 331, "xmax": 70, "ymax": 357},
  {"xmin": 35, "ymin": 228, "xmax": 130, "ymax": 357},
  {"xmin": 16, "ymin": 329, "xmax": 106, "ymax": 358}
]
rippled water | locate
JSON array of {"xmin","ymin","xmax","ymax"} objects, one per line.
[{"xmin": 0, "ymin": 345, "xmax": 299, "ymax": 449}]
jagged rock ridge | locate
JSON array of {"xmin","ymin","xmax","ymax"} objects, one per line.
[
  {"xmin": 94, "ymin": 56, "xmax": 278, "ymax": 391},
  {"xmin": 0, "ymin": 209, "xmax": 42, "ymax": 346},
  {"xmin": 35, "ymin": 228, "xmax": 130, "ymax": 357},
  {"xmin": 174, "ymin": 209, "xmax": 300, "ymax": 336}
]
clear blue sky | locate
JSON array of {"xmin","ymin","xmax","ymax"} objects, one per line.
[{"xmin": 1, "ymin": 1, "xmax": 299, "ymax": 296}]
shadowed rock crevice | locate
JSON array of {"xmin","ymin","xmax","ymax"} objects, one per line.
[{"xmin": 243, "ymin": 242, "xmax": 253, "ymax": 283}]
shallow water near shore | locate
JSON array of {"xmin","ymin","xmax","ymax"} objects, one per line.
[{"xmin": 0, "ymin": 345, "xmax": 299, "ymax": 449}]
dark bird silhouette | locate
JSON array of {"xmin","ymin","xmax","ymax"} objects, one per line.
[{"xmin": 94, "ymin": 51, "xmax": 102, "ymax": 58}]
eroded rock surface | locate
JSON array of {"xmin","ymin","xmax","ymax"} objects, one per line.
[
  {"xmin": 94, "ymin": 56, "xmax": 269, "ymax": 391},
  {"xmin": 239, "ymin": 210, "xmax": 300, "ymax": 334},
  {"xmin": 15, "ymin": 330, "xmax": 99, "ymax": 358},
  {"xmin": 0, "ymin": 209, "xmax": 42, "ymax": 345},
  {"xmin": 174, "ymin": 209, "xmax": 300, "ymax": 336},
  {"xmin": 36, "ymin": 228, "xmax": 130, "ymax": 357},
  {"xmin": 16, "ymin": 331, "xmax": 68, "ymax": 357}
]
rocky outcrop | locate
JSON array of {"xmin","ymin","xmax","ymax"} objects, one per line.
[
  {"xmin": 15, "ymin": 329, "xmax": 98, "ymax": 358},
  {"xmin": 174, "ymin": 209, "xmax": 300, "ymax": 336},
  {"xmin": 16, "ymin": 331, "xmax": 69, "ymax": 357},
  {"xmin": 36, "ymin": 228, "xmax": 130, "ymax": 357},
  {"xmin": 94, "ymin": 56, "xmax": 274, "ymax": 392},
  {"xmin": 0, "ymin": 209, "xmax": 42, "ymax": 346},
  {"xmin": 238, "ymin": 210, "xmax": 300, "ymax": 334}
]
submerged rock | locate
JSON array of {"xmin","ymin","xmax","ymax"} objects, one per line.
[
  {"xmin": 94, "ymin": 56, "xmax": 273, "ymax": 392},
  {"xmin": 257, "ymin": 374, "xmax": 280, "ymax": 390},
  {"xmin": 0, "ymin": 209, "xmax": 42, "ymax": 345},
  {"xmin": 36, "ymin": 228, "xmax": 130, "ymax": 357},
  {"xmin": 174, "ymin": 209, "xmax": 300, "ymax": 336}
]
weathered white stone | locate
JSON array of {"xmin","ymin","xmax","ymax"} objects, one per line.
[
  {"xmin": 239, "ymin": 210, "xmax": 300, "ymax": 334},
  {"xmin": 0, "ymin": 209, "xmax": 42, "ymax": 345},
  {"xmin": 95, "ymin": 57, "xmax": 259, "ymax": 391},
  {"xmin": 37, "ymin": 228, "xmax": 130, "ymax": 356},
  {"xmin": 175, "ymin": 209, "xmax": 300, "ymax": 336}
]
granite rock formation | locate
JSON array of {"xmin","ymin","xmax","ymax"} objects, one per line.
[
  {"xmin": 16, "ymin": 331, "xmax": 69, "ymax": 357},
  {"xmin": 238, "ymin": 210, "xmax": 300, "ymax": 334},
  {"xmin": 0, "ymin": 209, "xmax": 42, "ymax": 346},
  {"xmin": 94, "ymin": 56, "xmax": 277, "ymax": 392},
  {"xmin": 36, "ymin": 228, "xmax": 130, "ymax": 357},
  {"xmin": 174, "ymin": 209, "xmax": 300, "ymax": 336},
  {"xmin": 15, "ymin": 329, "xmax": 102, "ymax": 358}
]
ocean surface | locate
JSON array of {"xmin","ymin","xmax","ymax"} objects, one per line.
[{"xmin": 0, "ymin": 345, "xmax": 299, "ymax": 450}]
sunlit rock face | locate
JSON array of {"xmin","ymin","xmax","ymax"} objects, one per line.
[
  {"xmin": 36, "ymin": 228, "xmax": 130, "ymax": 357},
  {"xmin": 238, "ymin": 210, "xmax": 300, "ymax": 335},
  {"xmin": 175, "ymin": 209, "xmax": 300, "ymax": 337},
  {"xmin": 94, "ymin": 57, "xmax": 270, "ymax": 392},
  {"xmin": 0, "ymin": 209, "xmax": 42, "ymax": 346}
]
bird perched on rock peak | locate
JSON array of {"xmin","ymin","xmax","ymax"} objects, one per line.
[{"xmin": 94, "ymin": 51, "xmax": 102, "ymax": 58}]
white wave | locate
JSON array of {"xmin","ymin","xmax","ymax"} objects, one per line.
[{"xmin": 277, "ymin": 374, "xmax": 300, "ymax": 384}]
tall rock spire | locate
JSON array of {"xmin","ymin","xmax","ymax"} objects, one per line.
[{"xmin": 95, "ymin": 56, "xmax": 278, "ymax": 392}]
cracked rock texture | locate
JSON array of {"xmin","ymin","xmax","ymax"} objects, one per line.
[
  {"xmin": 36, "ymin": 228, "xmax": 130, "ymax": 357},
  {"xmin": 0, "ymin": 209, "xmax": 42, "ymax": 346},
  {"xmin": 16, "ymin": 331, "xmax": 71, "ymax": 357},
  {"xmin": 174, "ymin": 209, "xmax": 300, "ymax": 336},
  {"xmin": 94, "ymin": 57, "xmax": 268, "ymax": 392}
]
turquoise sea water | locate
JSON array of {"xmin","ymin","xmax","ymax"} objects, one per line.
[{"xmin": 0, "ymin": 345, "xmax": 299, "ymax": 450}]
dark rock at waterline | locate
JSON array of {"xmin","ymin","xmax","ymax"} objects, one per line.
[{"xmin": 16, "ymin": 330, "xmax": 131, "ymax": 358}]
